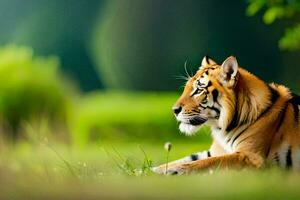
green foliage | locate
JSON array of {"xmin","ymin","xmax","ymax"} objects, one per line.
[
  {"xmin": 247, "ymin": 0, "xmax": 300, "ymax": 50},
  {"xmin": 279, "ymin": 23, "xmax": 300, "ymax": 50},
  {"xmin": 0, "ymin": 45, "xmax": 72, "ymax": 140},
  {"xmin": 246, "ymin": 0, "xmax": 266, "ymax": 16},
  {"xmin": 0, "ymin": 0, "xmax": 105, "ymax": 91},
  {"xmin": 92, "ymin": 0, "xmax": 285, "ymax": 90}
]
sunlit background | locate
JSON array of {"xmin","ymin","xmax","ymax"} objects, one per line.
[{"xmin": 0, "ymin": 0, "xmax": 300, "ymax": 199}]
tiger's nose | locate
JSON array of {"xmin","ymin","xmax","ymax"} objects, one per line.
[{"xmin": 172, "ymin": 106, "xmax": 182, "ymax": 116}]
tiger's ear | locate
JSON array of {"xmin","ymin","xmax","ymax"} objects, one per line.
[
  {"xmin": 201, "ymin": 55, "xmax": 216, "ymax": 68},
  {"xmin": 219, "ymin": 56, "xmax": 239, "ymax": 87}
]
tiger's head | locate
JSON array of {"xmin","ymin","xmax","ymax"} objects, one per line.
[{"xmin": 173, "ymin": 56, "xmax": 239, "ymax": 135}]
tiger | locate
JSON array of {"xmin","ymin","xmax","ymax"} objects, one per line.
[{"xmin": 153, "ymin": 55, "xmax": 300, "ymax": 175}]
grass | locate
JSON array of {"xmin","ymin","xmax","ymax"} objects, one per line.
[
  {"xmin": 1, "ymin": 91, "xmax": 300, "ymax": 199},
  {"xmin": 1, "ymin": 140, "xmax": 300, "ymax": 199},
  {"xmin": 69, "ymin": 91, "xmax": 212, "ymax": 145}
]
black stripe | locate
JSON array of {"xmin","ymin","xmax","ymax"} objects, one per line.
[
  {"xmin": 226, "ymin": 137, "xmax": 231, "ymax": 143},
  {"xmin": 235, "ymin": 135, "xmax": 251, "ymax": 147},
  {"xmin": 191, "ymin": 88, "xmax": 201, "ymax": 96},
  {"xmin": 207, "ymin": 151, "xmax": 211, "ymax": 157},
  {"xmin": 197, "ymin": 80, "xmax": 202, "ymax": 85},
  {"xmin": 289, "ymin": 93, "xmax": 300, "ymax": 122},
  {"xmin": 226, "ymin": 111, "xmax": 239, "ymax": 132},
  {"xmin": 255, "ymin": 86, "xmax": 281, "ymax": 133},
  {"xmin": 226, "ymin": 85, "xmax": 278, "ymax": 132},
  {"xmin": 212, "ymin": 89, "xmax": 218, "ymax": 102},
  {"xmin": 275, "ymin": 104, "xmax": 288, "ymax": 132},
  {"xmin": 192, "ymin": 109, "xmax": 200, "ymax": 113},
  {"xmin": 236, "ymin": 103, "xmax": 288, "ymax": 150},
  {"xmin": 274, "ymin": 152, "xmax": 280, "ymax": 165},
  {"xmin": 190, "ymin": 154, "xmax": 199, "ymax": 161},
  {"xmin": 206, "ymin": 81, "xmax": 212, "ymax": 87},
  {"xmin": 290, "ymin": 93, "xmax": 300, "ymax": 104},
  {"xmin": 207, "ymin": 106, "xmax": 220, "ymax": 115},
  {"xmin": 193, "ymin": 88, "xmax": 199, "ymax": 96},
  {"xmin": 286, "ymin": 146, "xmax": 292, "ymax": 169},
  {"xmin": 269, "ymin": 86, "xmax": 279, "ymax": 103},
  {"xmin": 257, "ymin": 86, "xmax": 279, "ymax": 117},
  {"xmin": 199, "ymin": 103, "xmax": 220, "ymax": 116},
  {"xmin": 225, "ymin": 83, "xmax": 241, "ymax": 132},
  {"xmin": 205, "ymin": 55, "xmax": 212, "ymax": 64},
  {"xmin": 291, "ymin": 103, "xmax": 299, "ymax": 122},
  {"xmin": 231, "ymin": 129, "xmax": 246, "ymax": 147},
  {"xmin": 266, "ymin": 145, "xmax": 272, "ymax": 158}
]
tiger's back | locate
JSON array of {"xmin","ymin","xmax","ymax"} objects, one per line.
[{"xmin": 267, "ymin": 92, "xmax": 300, "ymax": 169}]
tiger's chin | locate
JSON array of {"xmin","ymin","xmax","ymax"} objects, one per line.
[{"xmin": 179, "ymin": 123, "xmax": 203, "ymax": 135}]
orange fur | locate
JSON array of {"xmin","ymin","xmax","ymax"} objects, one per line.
[{"xmin": 153, "ymin": 56, "xmax": 300, "ymax": 174}]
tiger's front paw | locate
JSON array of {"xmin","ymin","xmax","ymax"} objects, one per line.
[{"xmin": 151, "ymin": 164, "xmax": 186, "ymax": 175}]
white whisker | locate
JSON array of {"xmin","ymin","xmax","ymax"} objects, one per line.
[
  {"xmin": 184, "ymin": 60, "xmax": 192, "ymax": 79},
  {"xmin": 173, "ymin": 75, "xmax": 190, "ymax": 81}
]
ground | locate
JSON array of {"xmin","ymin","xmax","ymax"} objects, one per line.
[{"xmin": 1, "ymin": 141, "xmax": 300, "ymax": 199}]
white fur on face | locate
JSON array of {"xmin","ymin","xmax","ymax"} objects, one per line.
[{"xmin": 179, "ymin": 123, "xmax": 202, "ymax": 135}]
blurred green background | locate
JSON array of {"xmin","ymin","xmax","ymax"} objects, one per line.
[
  {"xmin": 0, "ymin": 0, "xmax": 299, "ymax": 144},
  {"xmin": 0, "ymin": 0, "xmax": 300, "ymax": 199}
]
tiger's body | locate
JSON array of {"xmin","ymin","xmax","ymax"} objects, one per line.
[{"xmin": 153, "ymin": 56, "xmax": 300, "ymax": 174}]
